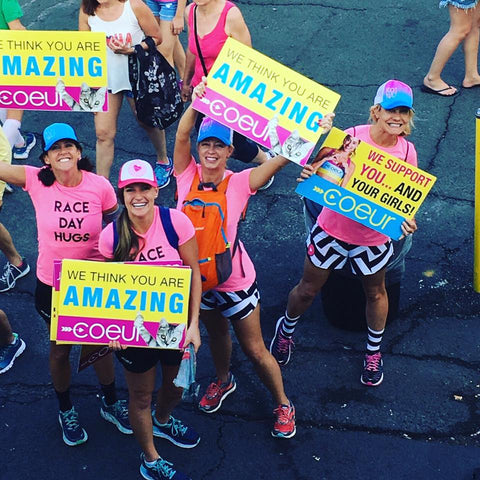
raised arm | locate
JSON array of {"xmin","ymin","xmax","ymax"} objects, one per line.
[
  {"xmin": 249, "ymin": 154, "xmax": 289, "ymax": 191},
  {"xmin": 174, "ymin": 104, "xmax": 197, "ymax": 175}
]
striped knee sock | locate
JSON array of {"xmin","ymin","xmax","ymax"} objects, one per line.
[
  {"xmin": 366, "ymin": 326, "xmax": 384, "ymax": 353},
  {"xmin": 280, "ymin": 311, "xmax": 300, "ymax": 338}
]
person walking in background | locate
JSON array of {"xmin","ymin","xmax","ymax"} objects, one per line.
[
  {"xmin": 423, "ymin": 0, "xmax": 480, "ymax": 96},
  {"xmin": 0, "ymin": 126, "xmax": 29, "ymax": 292},
  {"xmin": 79, "ymin": 0, "xmax": 174, "ymax": 188},
  {"xmin": 145, "ymin": 0, "xmax": 187, "ymax": 83},
  {"xmin": 181, "ymin": 0, "xmax": 275, "ymax": 186}
]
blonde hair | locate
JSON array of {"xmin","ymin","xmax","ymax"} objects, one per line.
[{"xmin": 368, "ymin": 104, "xmax": 415, "ymax": 136}]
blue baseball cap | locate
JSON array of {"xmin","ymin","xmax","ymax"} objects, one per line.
[
  {"xmin": 374, "ymin": 80, "xmax": 414, "ymax": 110},
  {"xmin": 197, "ymin": 117, "xmax": 233, "ymax": 146},
  {"xmin": 43, "ymin": 123, "xmax": 78, "ymax": 151}
]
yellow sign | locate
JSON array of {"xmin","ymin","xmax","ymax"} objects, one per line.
[
  {"xmin": 192, "ymin": 37, "xmax": 340, "ymax": 165},
  {"xmin": 296, "ymin": 128, "xmax": 437, "ymax": 239},
  {"xmin": 51, "ymin": 260, "xmax": 191, "ymax": 349},
  {"xmin": 0, "ymin": 30, "xmax": 108, "ymax": 111}
]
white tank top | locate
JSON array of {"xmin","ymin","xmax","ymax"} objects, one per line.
[{"xmin": 88, "ymin": 0, "xmax": 144, "ymax": 93}]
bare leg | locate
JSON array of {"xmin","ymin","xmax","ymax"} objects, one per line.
[
  {"xmin": 126, "ymin": 97, "xmax": 168, "ymax": 164},
  {"xmin": 92, "ymin": 351, "xmax": 115, "ymax": 386},
  {"xmin": 232, "ymin": 305, "xmax": 289, "ymax": 405},
  {"xmin": 124, "ymin": 367, "xmax": 159, "ymax": 462},
  {"xmin": 0, "ymin": 222, "xmax": 22, "ymax": 266},
  {"xmin": 423, "ymin": 5, "xmax": 475, "ymax": 94},
  {"xmin": 463, "ymin": 4, "xmax": 480, "ymax": 87},
  {"xmin": 94, "ymin": 92, "xmax": 123, "ymax": 179},
  {"xmin": 361, "ymin": 269, "xmax": 388, "ymax": 332},
  {"xmin": 285, "ymin": 256, "xmax": 332, "ymax": 318},
  {"xmin": 158, "ymin": 18, "xmax": 175, "ymax": 67},
  {"xmin": 154, "ymin": 363, "xmax": 183, "ymax": 423},
  {"xmin": 200, "ymin": 309, "xmax": 232, "ymax": 384},
  {"xmin": 173, "ymin": 37, "xmax": 186, "ymax": 78},
  {"xmin": 0, "ymin": 309, "xmax": 13, "ymax": 345}
]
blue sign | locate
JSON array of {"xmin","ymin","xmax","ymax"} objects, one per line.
[{"xmin": 296, "ymin": 175, "xmax": 404, "ymax": 240}]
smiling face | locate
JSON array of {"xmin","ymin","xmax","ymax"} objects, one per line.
[
  {"xmin": 43, "ymin": 139, "xmax": 82, "ymax": 173},
  {"xmin": 373, "ymin": 106, "xmax": 411, "ymax": 136},
  {"xmin": 123, "ymin": 183, "xmax": 158, "ymax": 221},
  {"xmin": 197, "ymin": 138, "xmax": 233, "ymax": 173}
]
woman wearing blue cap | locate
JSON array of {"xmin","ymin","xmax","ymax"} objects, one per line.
[
  {"xmin": 172, "ymin": 81, "xmax": 325, "ymax": 439},
  {"xmin": 271, "ymin": 80, "xmax": 418, "ymax": 388},
  {"xmin": 0, "ymin": 123, "xmax": 130, "ymax": 446}
]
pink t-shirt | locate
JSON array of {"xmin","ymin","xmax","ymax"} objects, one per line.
[
  {"xmin": 188, "ymin": 1, "xmax": 235, "ymax": 87},
  {"xmin": 99, "ymin": 206, "xmax": 195, "ymax": 261},
  {"xmin": 175, "ymin": 157, "xmax": 256, "ymax": 292},
  {"xmin": 318, "ymin": 125, "xmax": 418, "ymax": 246},
  {"xmin": 24, "ymin": 166, "xmax": 118, "ymax": 286}
]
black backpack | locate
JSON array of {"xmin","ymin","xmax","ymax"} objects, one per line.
[{"xmin": 128, "ymin": 36, "xmax": 183, "ymax": 129}]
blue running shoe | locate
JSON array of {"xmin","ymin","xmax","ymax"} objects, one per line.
[
  {"xmin": 58, "ymin": 407, "xmax": 88, "ymax": 446},
  {"xmin": 152, "ymin": 413, "xmax": 200, "ymax": 448},
  {"xmin": 13, "ymin": 132, "xmax": 36, "ymax": 160},
  {"xmin": 154, "ymin": 157, "xmax": 173, "ymax": 189},
  {"xmin": 100, "ymin": 396, "xmax": 133, "ymax": 434},
  {"xmin": 0, "ymin": 333, "xmax": 25, "ymax": 374},
  {"xmin": 140, "ymin": 452, "xmax": 192, "ymax": 480}
]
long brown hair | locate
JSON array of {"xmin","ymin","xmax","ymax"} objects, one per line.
[{"xmin": 112, "ymin": 188, "xmax": 143, "ymax": 262}]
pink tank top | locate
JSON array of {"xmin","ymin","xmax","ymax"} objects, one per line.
[{"xmin": 188, "ymin": 1, "xmax": 235, "ymax": 87}]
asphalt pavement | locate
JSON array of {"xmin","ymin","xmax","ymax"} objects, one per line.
[{"xmin": 2, "ymin": 1, "xmax": 480, "ymax": 479}]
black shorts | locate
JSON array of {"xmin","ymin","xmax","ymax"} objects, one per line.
[
  {"xmin": 115, "ymin": 347, "xmax": 183, "ymax": 373},
  {"xmin": 35, "ymin": 278, "xmax": 52, "ymax": 324}
]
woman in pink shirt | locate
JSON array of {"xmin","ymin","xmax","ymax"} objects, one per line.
[
  {"xmin": 270, "ymin": 80, "xmax": 419, "ymax": 388},
  {"xmin": 174, "ymin": 83, "xmax": 297, "ymax": 439},
  {"xmin": 0, "ymin": 123, "xmax": 129, "ymax": 447},
  {"xmin": 99, "ymin": 159, "xmax": 201, "ymax": 480},
  {"xmin": 180, "ymin": 0, "xmax": 273, "ymax": 169}
]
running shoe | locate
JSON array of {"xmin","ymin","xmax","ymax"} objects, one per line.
[
  {"xmin": 152, "ymin": 413, "xmax": 200, "ymax": 448},
  {"xmin": 360, "ymin": 351, "xmax": 384, "ymax": 387},
  {"xmin": 58, "ymin": 407, "xmax": 88, "ymax": 446},
  {"xmin": 154, "ymin": 157, "xmax": 173, "ymax": 189},
  {"xmin": 0, "ymin": 333, "xmax": 25, "ymax": 374},
  {"xmin": 198, "ymin": 372, "xmax": 236, "ymax": 413},
  {"xmin": 140, "ymin": 452, "xmax": 191, "ymax": 480},
  {"xmin": 0, "ymin": 257, "xmax": 30, "ymax": 292},
  {"xmin": 100, "ymin": 396, "xmax": 132, "ymax": 434},
  {"xmin": 272, "ymin": 402, "xmax": 296, "ymax": 439},
  {"xmin": 269, "ymin": 317, "xmax": 294, "ymax": 366},
  {"xmin": 13, "ymin": 132, "xmax": 36, "ymax": 160}
]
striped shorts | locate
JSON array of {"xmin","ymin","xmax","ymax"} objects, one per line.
[
  {"xmin": 306, "ymin": 224, "xmax": 393, "ymax": 276},
  {"xmin": 201, "ymin": 281, "xmax": 260, "ymax": 322}
]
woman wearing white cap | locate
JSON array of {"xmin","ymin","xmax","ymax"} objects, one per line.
[
  {"xmin": 0, "ymin": 123, "xmax": 130, "ymax": 446},
  {"xmin": 98, "ymin": 159, "xmax": 201, "ymax": 480},
  {"xmin": 271, "ymin": 80, "xmax": 418, "ymax": 388}
]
